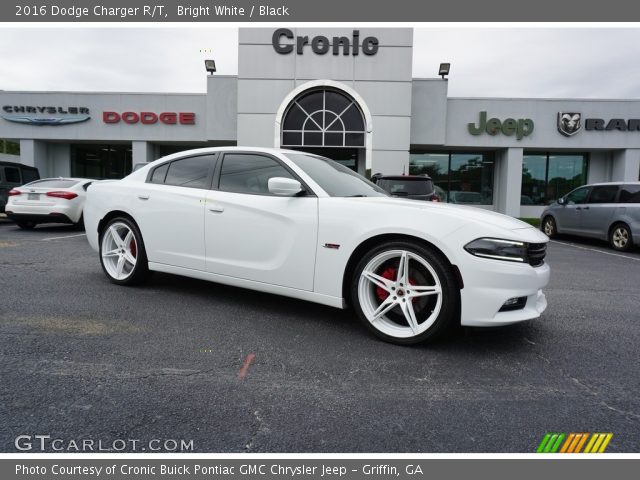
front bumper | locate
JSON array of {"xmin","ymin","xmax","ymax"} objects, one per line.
[{"xmin": 459, "ymin": 256, "xmax": 550, "ymax": 327}]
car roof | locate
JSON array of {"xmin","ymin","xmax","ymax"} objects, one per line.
[
  {"xmin": 375, "ymin": 175, "xmax": 433, "ymax": 180},
  {"xmin": 141, "ymin": 146, "xmax": 312, "ymax": 165},
  {"xmin": 31, "ymin": 177, "xmax": 90, "ymax": 182},
  {"xmin": 585, "ymin": 181, "xmax": 640, "ymax": 186},
  {"xmin": 0, "ymin": 161, "xmax": 38, "ymax": 169},
  {"xmin": 23, "ymin": 177, "xmax": 91, "ymax": 185}
]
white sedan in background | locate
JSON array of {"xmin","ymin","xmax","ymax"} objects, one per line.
[
  {"xmin": 84, "ymin": 147, "xmax": 550, "ymax": 345},
  {"xmin": 6, "ymin": 177, "xmax": 92, "ymax": 229}
]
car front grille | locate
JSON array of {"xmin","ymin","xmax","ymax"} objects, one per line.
[{"xmin": 527, "ymin": 243, "xmax": 547, "ymax": 267}]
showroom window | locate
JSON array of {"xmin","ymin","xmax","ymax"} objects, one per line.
[
  {"xmin": 71, "ymin": 144, "xmax": 132, "ymax": 179},
  {"xmin": 409, "ymin": 151, "xmax": 495, "ymax": 204},
  {"xmin": 0, "ymin": 140, "xmax": 20, "ymax": 155},
  {"xmin": 521, "ymin": 152, "xmax": 588, "ymax": 205}
]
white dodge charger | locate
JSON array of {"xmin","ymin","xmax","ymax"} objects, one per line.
[{"xmin": 85, "ymin": 147, "xmax": 550, "ymax": 344}]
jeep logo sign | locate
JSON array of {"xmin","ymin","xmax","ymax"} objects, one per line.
[
  {"xmin": 468, "ymin": 111, "xmax": 534, "ymax": 140},
  {"xmin": 272, "ymin": 29, "xmax": 379, "ymax": 56}
]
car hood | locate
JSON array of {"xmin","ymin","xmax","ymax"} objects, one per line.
[{"xmin": 348, "ymin": 196, "xmax": 540, "ymax": 232}]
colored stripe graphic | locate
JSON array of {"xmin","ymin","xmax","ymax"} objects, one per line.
[
  {"xmin": 537, "ymin": 433, "xmax": 565, "ymax": 453},
  {"xmin": 574, "ymin": 433, "xmax": 590, "ymax": 453},
  {"xmin": 559, "ymin": 433, "xmax": 575, "ymax": 453},
  {"xmin": 537, "ymin": 433, "xmax": 552, "ymax": 453},
  {"xmin": 584, "ymin": 433, "xmax": 613, "ymax": 453},
  {"xmin": 538, "ymin": 433, "xmax": 612, "ymax": 453}
]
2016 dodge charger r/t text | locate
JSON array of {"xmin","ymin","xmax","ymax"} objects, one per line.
[{"xmin": 84, "ymin": 147, "xmax": 550, "ymax": 344}]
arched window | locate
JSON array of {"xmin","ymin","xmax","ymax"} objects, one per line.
[{"xmin": 281, "ymin": 89, "xmax": 366, "ymax": 148}]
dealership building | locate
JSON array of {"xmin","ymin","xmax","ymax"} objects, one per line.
[{"xmin": 1, "ymin": 27, "xmax": 640, "ymax": 217}]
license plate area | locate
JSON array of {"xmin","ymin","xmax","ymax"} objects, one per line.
[{"xmin": 27, "ymin": 193, "xmax": 39, "ymax": 200}]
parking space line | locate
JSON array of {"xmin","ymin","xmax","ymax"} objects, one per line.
[
  {"xmin": 41, "ymin": 233, "xmax": 87, "ymax": 241},
  {"xmin": 550, "ymin": 240, "xmax": 640, "ymax": 262}
]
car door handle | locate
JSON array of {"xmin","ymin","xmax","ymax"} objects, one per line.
[
  {"xmin": 208, "ymin": 205, "xmax": 224, "ymax": 213},
  {"xmin": 137, "ymin": 194, "xmax": 150, "ymax": 200},
  {"xmin": 583, "ymin": 206, "xmax": 590, "ymax": 210},
  {"xmin": 576, "ymin": 207, "xmax": 582, "ymax": 210}
]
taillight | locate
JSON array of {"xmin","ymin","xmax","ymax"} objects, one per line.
[
  {"xmin": 431, "ymin": 194, "xmax": 440, "ymax": 202},
  {"xmin": 46, "ymin": 191, "xmax": 78, "ymax": 200},
  {"xmin": 8, "ymin": 189, "xmax": 21, "ymax": 196}
]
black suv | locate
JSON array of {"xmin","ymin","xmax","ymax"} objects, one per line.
[
  {"xmin": 371, "ymin": 174, "xmax": 439, "ymax": 202},
  {"xmin": 1, "ymin": 161, "xmax": 40, "ymax": 213}
]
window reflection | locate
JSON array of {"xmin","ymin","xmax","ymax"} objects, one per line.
[
  {"xmin": 71, "ymin": 144, "xmax": 132, "ymax": 179},
  {"xmin": 521, "ymin": 152, "xmax": 588, "ymax": 205},
  {"xmin": 409, "ymin": 151, "xmax": 494, "ymax": 204},
  {"xmin": 521, "ymin": 155, "xmax": 546, "ymax": 205}
]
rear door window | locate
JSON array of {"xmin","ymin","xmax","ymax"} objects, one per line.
[
  {"xmin": 3, "ymin": 167, "xmax": 21, "ymax": 184},
  {"xmin": 163, "ymin": 155, "xmax": 214, "ymax": 189},
  {"xmin": 21, "ymin": 169, "xmax": 39, "ymax": 184},
  {"xmin": 619, "ymin": 184, "xmax": 640, "ymax": 203},
  {"xmin": 587, "ymin": 185, "xmax": 619, "ymax": 203},
  {"xmin": 149, "ymin": 163, "xmax": 169, "ymax": 184}
]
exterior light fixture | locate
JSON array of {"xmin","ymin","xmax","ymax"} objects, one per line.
[
  {"xmin": 438, "ymin": 63, "xmax": 450, "ymax": 79},
  {"xmin": 204, "ymin": 59, "xmax": 217, "ymax": 75}
]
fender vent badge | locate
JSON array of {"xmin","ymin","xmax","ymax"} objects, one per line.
[{"xmin": 323, "ymin": 243, "xmax": 340, "ymax": 249}]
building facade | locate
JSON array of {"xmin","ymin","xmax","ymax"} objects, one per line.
[{"xmin": 1, "ymin": 28, "xmax": 639, "ymax": 217}]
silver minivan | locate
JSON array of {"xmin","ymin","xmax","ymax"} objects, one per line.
[{"xmin": 540, "ymin": 182, "xmax": 640, "ymax": 251}]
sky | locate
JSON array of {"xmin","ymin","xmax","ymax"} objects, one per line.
[{"xmin": 1, "ymin": 27, "xmax": 640, "ymax": 98}]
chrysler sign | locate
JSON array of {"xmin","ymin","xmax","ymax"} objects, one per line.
[{"xmin": 1, "ymin": 105, "xmax": 90, "ymax": 126}]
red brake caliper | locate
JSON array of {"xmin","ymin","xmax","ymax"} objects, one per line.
[
  {"xmin": 129, "ymin": 240, "xmax": 137, "ymax": 258},
  {"xmin": 375, "ymin": 268, "xmax": 417, "ymax": 303}
]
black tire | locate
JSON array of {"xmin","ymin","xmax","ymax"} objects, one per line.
[
  {"xmin": 99, "ymin": 216, "xmax": 149, "ymax": 285},
  {"xmin": 609, "ymin": 223, "xmax": 633, "ymax": 252},
  {"xmin": 16, "ymin": 221, "xmax": 36, "ymax": 230},
  {"xmin": 350, "ymin": 240, "xmax": 459, "ymax": 345},
  {"xmin": 73, "ymin": 214, "xmax": 85, "ymax": 231},
  {"xmin": 542, "ymin": 216, "xmax": 557, "ymax": 238}
]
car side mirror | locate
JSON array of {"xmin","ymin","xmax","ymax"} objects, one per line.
[
  {"xmin": 268, "ymin": 177, "xmax": 303, "ymax": 196},
  {"xmin": 557, "ymin": 197, "xmax": 566, "ymax": 205}
]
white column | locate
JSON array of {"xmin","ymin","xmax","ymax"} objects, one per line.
[
  {"xmin": 587, "ymin": 151, "xmax": 611, "ymax": 184},
  {"xmin": 19, "ymin": 139, "xmax": 50, "ymax": 177},
  {"xmin": 131, "ymin": 141, "xmax": 155, "ymax": 165},
  {"xmin": 496, "ymin": 147, "xmax": 523, "ymax": 218},
  {"xmin": 611, "ymin": 149, "xmax": 640, "ymax": 182}
]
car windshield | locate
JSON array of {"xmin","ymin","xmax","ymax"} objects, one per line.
[
  {"xmin": 285, "ymin": 153, "xmax": 388, "ymax": 197},
  {"xmin": 24, "ymin": 179, "xmax": 79, "ymax": 188},
  {"xmin": 377, "ymin": 178, "xmax": 433, "ymax": 196}
]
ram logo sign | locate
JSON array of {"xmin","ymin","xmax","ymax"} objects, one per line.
[{"xmin": 558, "ymin": 112, "xmax": 582, "ymax": 136}]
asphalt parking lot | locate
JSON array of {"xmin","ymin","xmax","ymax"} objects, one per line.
[{"xmin": 1, "ymin": 218, "xmax": 639, "ymax": 453}]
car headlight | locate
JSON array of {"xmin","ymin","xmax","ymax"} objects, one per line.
[{"xmin": 464, "ymin": 238, "xmax": 527, "ymax": 263}]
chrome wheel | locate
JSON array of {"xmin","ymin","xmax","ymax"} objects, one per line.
[
  {"xmin": 543, "ymin": 217, "xmax": 556, "ymax": 237},
  {"xmin": 357, "ymin": 249, "xmax": 443, "ymax": 339},
  {"xmin": 101, "ymin": 222, "xmax": 138, "ymax": 280},
  {"xmin": 612, "ymin": 226, "xmax": 630, "ymax": 249}
]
